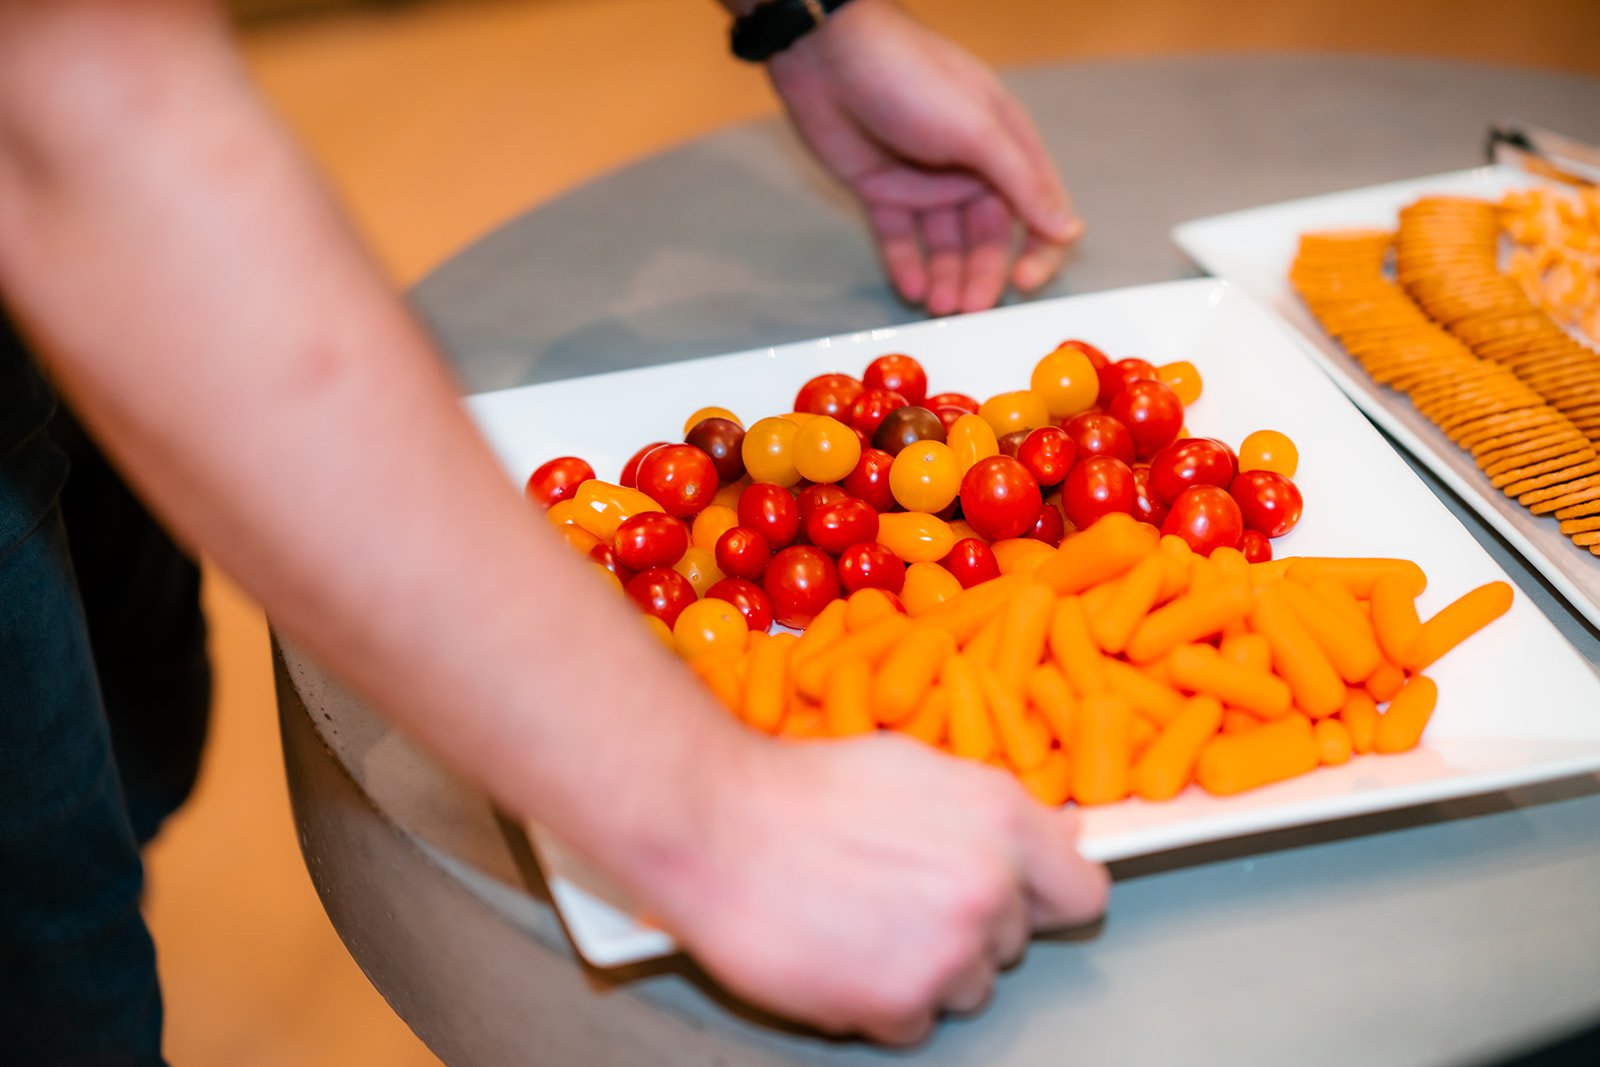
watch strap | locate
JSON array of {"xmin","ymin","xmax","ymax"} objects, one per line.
[{"xmin": 730, "ymin": 0, "xmax": 854, "ymax": 63}]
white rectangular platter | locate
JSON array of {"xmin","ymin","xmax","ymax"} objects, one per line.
[
  {"xmin": 1173, "ymin": 165, "xmax": 1600, "ymax": 632},
  {"xmin": 466, "ymin": 278, "xmax": 1600, "ymax": 969}
]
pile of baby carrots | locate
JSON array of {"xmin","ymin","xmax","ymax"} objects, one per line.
[{"xmin": 688, "ymin": 512, "xmax": 1513, "ymax": 806}]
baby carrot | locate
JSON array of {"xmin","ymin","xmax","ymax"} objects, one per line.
[
  {"xmin": 1133, "ymin": 694, "xmax": 1225, "ymax": 801},
  {"xmin": 1314, "ymin": 718, "xmax": 1354, "ymax": 766},
  {"xmin": 1278, "ymin": 579, "xmax": 1382, "ymax": 684},
  {"xmin": 899, "ymin": 686, "xmax": 950, "ymax": 747},
  {"xmin": 1286, "ymin": 557, "xmax": 1426, "ymax": 599},
  {"xmin": 963, "ymin": 612, "xmax": 1006, "ymax": 668},
  {"xmin": 1034, "ymin": 512, "xmax": 1155, "ymax": 594},
  {"xmin": 921, "ymin": 574, "xmax": 1029, "ymax": 644},
  {"xmin": 1248, "ymin": 557, "xmax": 1296, "ymax": 588},
  {"xmin": 1403, "ymin": 582, "xmax": 1514, "ymax": 671},
  {"xmin": 789, "ymin": 599, "xmax": 849, "ymax": 670},
  {"xmin": 943, "ymin": 654, "xmax": 996, "ymax": 762},
  {"xmin": 823, "ymin": 658, "xmax": 876, "ymax": 737},
  {"xmin": 844, "ymin": 587, "xmax": 904, "ymax": 632},
  {"xmin": 743, "ymin": 632, "xmax": 792, "ymax": 732},
  {"xmin": 1219, "ymin": 631, "xmax": 1273, "ymax": 673},
  {"xmin": 1210, "ymin": 546, "xmax": 1251, "ymax": 583},
  {"xmin": 1080, "ymin": 578, "xmax": 1119, "ymax": 624},
  {"xmin": 1047, "ymin": 595, "xmax": 1109, "ymax": 696},
  {"xmin": 1339, "ymin": 689, "xmax": 1379, "ymax": 754},
  {"xmin": 990, "ymin": 537, "xmax": 1058, "ymax": 577},
  {"xmin": 695, "ymin": 653, "xmax": 745, "ymax": 717},
  {"xmin": 1102, "ymin": 658, "xmax": 1187, "ymax": 726},
  {"xmin": 777, "ymin": 706, "xmax": 826, "ymax": 740},
  {"xmin": 1363, "ymin": 661, "xmax": 1407, "ymax": 703},
  {"xmin": 873, "ymin": 625, "xmax": 957, "ymax": 726},
  {"xmin": 1089, "ymin": 553, "xmax": 1166, "ymax": 655},
  {"xmin": 1167, "ymin": 642, "xmax": 1293, "ymax": 718},
  {"xmin": 794, "ymin": 613, "xmax": 911, "ymax": 700},
  {"xmin": 1071, "ymin": 693, "xmax": 1134, "ymax": 806},
  {"xmin": 1250, "ymin": 584, "xmax": 1346, "ymax": 718},
  {"xmin": 1221, "ymin": 708, "xmax": 1260, "ymax": 735},
  {"xmin": 1375, "ymin": 675, "xmax": 1439, "ymax": 754},
  {"xmin": 1024, "ymin": 663, "xmax": 1076, "ymax": 745},
  {"xmin": 980, "ymin": 667, "xmax": 1050, "ymax": 772},
  {"xmin": 1018, "ymin": 750, "xmax": 1073, "ymax": 808},
  {"xmin": 1130, "ymin": 713, "xmax": 1159, "ymax": 761},
  {"xmin": 1196, "ymin": 713, "xmax": 1318, "ymax": 796},
  {"xmin": 995, "ymin": 582, "xmax": 1057, "ymax": 689},
  {"xmin": 1125, "ymin": 579, "xmax": 1254, "ymax": 664},
  {"xmin": 1156, "ymin": 534, "xmax": 1194, "ymax": 600},
  {"xmin": 1370, "ymin": 572, "xmax": 1423, "ymax": 667}
]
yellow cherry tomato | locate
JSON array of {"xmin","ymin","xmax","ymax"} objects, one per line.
[
  {"xmin": 572, "ymin": 480, "xmax": 664, "ymax": 541},
  {"xmin": 643, "ymin": 613, "xmax": 675, "ymax": 648},
  {"xmin": 673, "ymin": 546, "xmax": 725, "ymax": 598},
  {"xmin": 901, "ymin": 561, "xmax": 963, "ymax": 616},
  {"xmin": 741, "ymin": 416, "xmax": 802, "ymax": 487},
  {"xmin": 711, "ymin": 478, "xmax": 749, "ymax": 511},
  {"xmin": 1238, "ymin": 429, "xmax": 1300, "ymax": 479},
  {"xmin": 1030, "ymin": 346, "xmax": 1099, "ymax": 418},
  {"xmin": 947, "ymin": 413, "xmax": 1000, "ymax": 474},
  {"xmin": 990, "ymin": 538, "xmax": 1057, "ymax": 576},
  {"xmin": 780, "ymin": 411, "xmax": 818, "ymax": 426},
  {"xmin": 844, "ymin": 588, "xmax": 904, "ymax": 632},
  {"xmin": 889, "ymin": 440, "xmax": 961, "ymax": 512},
  {"xmin": 683, "ymin": 406, "xmax": 742, "ymax": 434},
  {"xmin": 792, "ymin": 415, "xmax": 862, "ymax": 484},
  {"xmin": 1157, "ymin": 360, "xmax": 1203, "ymax": 407},
  {"xmin": 691, "ymin": 505, "xmax": 740, "ymax": 552},
  {"xmin": 877, "ymin": 511, "xmax": 956, "ymax": 564},
  {"xmin": 545, "ymin": 498, "xmax": 583, "ymax": 527},
  {"xmin": 672, "ymin": 598, "xmax": 749, "ymax": 661},
  {"xmin": 591, "ymin": 561, "xmax": 625, "ymax": 592},
  {"xmin": 555, "ymin": 523, "xmax": 602, "ymax": 555},
  {"xmin": 979, "ymin": 389, "xmax": 1050, "ymax": 439}
]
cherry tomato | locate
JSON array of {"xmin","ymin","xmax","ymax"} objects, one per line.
[
  {"xmin": 1061, "ymin": 412, "xmax": 1135, "ymax": 465},
  {"xmin": 978, "ymin": 390, "xmax": 1051, "ymax": 438},
  {"xmin": 1130, "ymin": 466, "xmax": 1170, "ymax": 527},
  {"xmin": 613, "ymin": 512, "xmax": 689, "ymax": 571},
  {"xmin": 714, "ymin": 526, "xmax": 772, "ymax": 581},
  {"xmin": 705, "ymin": 577, "xmax": 775, "ymax": 632},
  {"xmin": 872, "ymin": 406, "xmax": 946, "ymax": 456},
  {"xmin": 685, "ymin": 417, "xmax": 747, "ymax": 484},
  {"xmin": 1162, "ymin": 485, "xmax": 1244, "ymax": 556},
  {"xmin": 901, "ymin": 561, "xmax": 962, "ymax": 615},
  {"xmin": 673, "ymin": 546, "xmax": 725, "ymax": 598},
  {"xmin": 876, "ymin": 511, "xmax": 957, "ymax": 563},
  {"xmin": 796, "ymin": 483, "xmax": 849, "ymax": 526},
  {"xmin": 690, "ymin": 504, "xmax": 739, "ymax": 552},
  {"xmin": 794, "ymin": 373, "xmax": 865, "ymax": 419},
  {"xmin": 1238, "ymin": 429, "xmax": 1300, "ymax": 479},
  {"xmin": 959, "ymin": 456, "xmax": 1044, "ymax": 542},
  {"xmin": 847, "ymin": 388, "xmax": 910, "ymax": 439},
  {"xmin": 587, "ymin": 542, "xmax": 635, "ymax": 586},
  {"xmin": 996, "ymin": 429, "xmax": 1031, "ymax": 458},
  {"xmin": 737, "ymin": 482, "xmax": 801, "ymax": 549},
  {"xmin": 556, "ymin": 523, "xmax": 602, "ymax": 556},
  {"xmin": 940, "ymin": 537, "xmax": 1001, "ymax": 589},
  {"xmin": 836, "ymin": 541, "xmax": 906, "ymax": 595},
  {"xmin": 525, "ymin": 456, "xmax": 595, "ymax": 508},
  {"xmin": 682, "ymin": 406, "xmax": 742, "ymax": 434},
  {"xmin": 1057, "ymin": 339, "xmax": 1109, "ymax": 370},
  {"xmin": 791, "ymin": 415, "xmax": 862, "ymax": 484},
  {"xmin": 571, "ymin": 480, "xmax": 663, "ymax": 542},
  {"xmin": 635, "ymin": 443, "xmax": 719, "ymax": 518},
  {"xmin": 1147, "ymin": 438, "xmax": 1238, "ymax": 504},
  {"xmin": 1015, "ymin": 426, "xmax": 1076, "ymax": 487},
  {"xmin": 1060, "ymin": 455, "xmax": 1136, "ymax": 530},
  {"xmin": 932, "ymin": 405, "xmax": 971, "ymax": 435},
  {"xmin": 889, "ymin": 440, "xmax": 962, "ymax": 513},
  {"xmin": 862, "ymin": 354, "xmax": 929, "ymax": 407},
  {"xmin": 1229, "ymin": 470, "xmax": 1304, "ymax": 538},
  {"xmin": 1027, "ymin": 501, "xmax": 1065, "ymax": 547},
  {"xmin": 625, "ymin": 566, "xmax": 697, "ymax": 628},
  {"xmin": 1156, "ymin": 361, "xmax": 1202, "ymax": 407},
  {"xmin": 841, "ymin": 447, "xmax": 897, "ymax": 512},
  {"xmin": 1030, "ymin": 344, "xmax": 1100, "ymax": 419},
  {"xmin": 925, "ymin": 391, "xmax": 979, "ymax": 414},
  {"xmin": 741, "ymin": 417, "xmax": 802, "ymax": 487},
  {"xmin": 764, "ymin": 546, "xmax": 842, "ymax": 628},
  {"xmin": 1109, "ymin": 379, "xmax": 1185, "ymax": 460},
  {"xmin": 1239, "ymin": 529, "xmax": 1273, "ymax": 564},
  {"xmin": 672, "ymin": 598, "xmax": 749, "ymax": 661},
  {"xmin": 947, "ymin": 413, "xmax": 999, "ymax": 474},
  {"xmin": 619, "ymin": 442, "xmax": 668, "ymax": 489},
  {"xmin": 806, "ymin": 498, "xmax": 880, "ymax": 555},
  {"xmin": 1096, "ymin": 356, "xmax": 1159, "ymax": 407}
]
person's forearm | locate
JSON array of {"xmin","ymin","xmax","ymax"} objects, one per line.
[{"xmin": 0, "ymin": 2, "xmax": 745, "ymax": 899}]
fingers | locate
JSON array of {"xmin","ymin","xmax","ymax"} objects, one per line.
[
  {"xmin": 869, "ymin": 205, "xmax": 927, "ymax": 305},
  {"xmin": 950, "ymin": 96, "xmax": 1077, "ymax": 247},
  {"xmin": 861, "ymin": 1008, "xmax": 937, "ymax": 1048},
  {"xmin": 960, "ymin": 193, "xmax": 1013, "ymax": 314},
  {"xmin": 938, "ymin": 954, "xmax": 999, "ymax": 1018},
  {"xmin": 994, "ymin": 94, "xmax": 1083, "ymax": 246},
  {"xmin": 1012, "ymin": 230, "xmax": 1070, "ymax": 294},
  {"xmin": 854, "ymin": 167, "xmax": 991, "ymax": 212},
  {"xmin": 920, "ymin": 207, "xmax": 964, "ymax": 317},
  {"xmin": 1019, "ymin": 805, "xmax": 1112, "ymax": 931}
]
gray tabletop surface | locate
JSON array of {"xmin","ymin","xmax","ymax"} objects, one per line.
[{"xmin": 281, "ymin": 55, "xmax": 1600, "ymax": 1066}]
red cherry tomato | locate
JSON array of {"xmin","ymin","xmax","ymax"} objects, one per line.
[
  {"xmin": 806, "ymin": 498, "xmax": 880, "ymax": 556},
  {"xmin": 705, "ymin": 577, "xmax": 774, "ymax": 632},
  {"xmin": 587, "ymin": 542, "xmax": 635, "ymax": 586},
  {"xmin": 525, "ymin": 456, "xmax": 595, "ymax": 508},
  {"xmin": 737, "ymin": 483, "xmax": 801, "ymax": 549},
  {"xmin": 1229, "ymin": 470, "xmax": 1305, "ymax": 538},
  {"xmin": 925, "ymin": 392, "xmax": 979, "ymax": 414},
  {"xmin": 635, "ymin": 443, "xmax": 719, "ymax": 518},
  {"xmin": 713, "ymin": 526, "xmax": 772, "ymax": 581},
  {"xmin": 1060, "ymin": 455, "xmax": 1136, "ymax": 530},
  {"xmin": 1161, "ymin": 485, "xmax": 1244, "ymax": 556},
  {"xmin": 613, "ymin": 512, "xmax": 689, "ymax": 571},
  {"xmin": 958, "ymin": 456, "xmax": 1044, "ymax": 542},
  {"xmin": 796, "ymin": 483, "xmax": 850, "ymax": 526},
  {"xmin": 939, "ymin": 537, "xmax": 1001, "ymax": 589},
  {"xmin": 847, "ymin": 388, "xmax": 910, "ymax": 439},
  {"xmin": 764, "ymin": 546, "xmax": 842, "ymax": 628},
  {"xmin": 1130, "ymin": 466, "xmax": 1170, "ymax": 527},
  {"xmin": 684, "ymin": 417, "xmax": 746, "ymax": 484},
  {"xmin": 932, "ymin": 405, "xmax": 971, "ymax": 435},
  {"xmin": 863, "ymin": 354, "xmax": 929, "ymax": 407},
  {"xmin": 625, "ymin": 566, "xmax": 697, "ymax": 628},
  {"xmin": 836, "ymin": 542, "xmax": 906, "ymax": 595},
  {"xmin": 1061, "ymin": 412, "xmax": 1135, "ymax": 465},
  {"xmin": 1015, "ymin": 426, "xmax": 1077, "ymax": 487},
  {"xmin": 1027, "ymin": 501, "xmax": 1065, "ymax": 547},
  {"xmin": 793, "ymin": 373, "xmax": 865, "ymax": 419},
  {"xmin": 1096, "ymin": 356, "xmax": 1159, "ymax": 408},
  {"xmin": 1147, "ymin": 438, "xmax": 1239, "ymax": 505},
  {"xmin": 841, "ymin": 447, "xmax": 897, "ymax": 512},
  {"xmin": 1109, "ymin": 379, "xmax": 1185, "ymax": 460},
  {"xmin": 1239, "ymin": 529, "xmax": 1273, "ymax": 564},
  {"xmin": 619, "ymin": 442, "xmax": 668, "ymax": 489}
]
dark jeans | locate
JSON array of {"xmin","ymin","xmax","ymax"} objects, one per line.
[{"xmin": 1, "ymin": 410, "xmax": 210, "ymax": 1066}]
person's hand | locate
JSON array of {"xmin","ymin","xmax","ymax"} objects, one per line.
[
  {"xmin": 766, "ymin": 0, "xmax": 1081, "ymax": 316},
  {"xmin": 651, "ymin": 733, "xmax": 1109, "ymax": 1045}
]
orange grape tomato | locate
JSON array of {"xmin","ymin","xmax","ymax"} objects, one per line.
[
  {"xmin": 947, "ymin": 413, "xmax": 1000, "ymax": 474},
  {"xmin": 555, "ymin": 523, "xmax": 601, "ymax": 555},
  {"xmin": 545, "ymin": 498, "xmax": 583, "ymax": 527},
  {"xmin": 978, "ymin": 390, "xmax": 1051, "ymax": 438},
  {"xmin": 1238, "ymin": 429, "xmax": 1299, "ymax": 479},
  {"xmin": 1030, "ymin": 346, "xmax": 1100, "ymax": 419},
  {"xmin": 643, "ymin": 613, "xmax": 675, "ymax": 648},
  {"xmin": 902, "ymin": 560, "xmax": 964, "ymax": 615},
  {"xmin": 691, "ymin": 505, "xmax": 740, "ymax": 552},
  {"xmin": 792, "ymin": 415, "xmax": 862, "ymax": 484},
  {"xmin": 780, "ymin": 411, "xmax": 818, "ymax": 426},
  {"xmin": 877, "ymin": 511, "xmax": 957, "ymax": 564},
  {"xmin": 572, "ymin": 480, "xmax": 664, "ymax": 541},
  {"xmin": 1156, "ymin": 360, "xmax": 1203, "ymax": 406},
  {"xmin": 682, "ymin": 406, "xmax": 742, "ymax": 434},
  {"xmin": 741, "ymin": 416, "xmax": 803, "ymax": 487},
  {"xmin": 672, "ymin": 598, "xmax": 749, "ymax": 661},
  {"xmin": 889, "ymin": 441, "xmax": 962, "ymax": 513},
  {"xmin": 711, "ymin": 479, "xmax": 749, "ymax": 511},
  {"xmin": 673, "ymin": 546, "xmax": 725, "ymax": 598}
]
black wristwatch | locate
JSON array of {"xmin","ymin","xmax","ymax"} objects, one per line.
[{"xmin": 730, "ymin": 0, "xmax": 855, "ymax": 63}]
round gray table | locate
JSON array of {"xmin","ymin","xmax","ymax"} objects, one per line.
[{"xmin": 278, "ymin": 55, "xmax": 1600, "ymax": 1066}]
